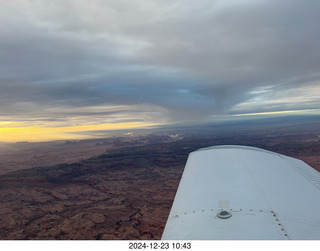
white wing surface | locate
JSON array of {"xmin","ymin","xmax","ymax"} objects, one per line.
[{"xmin": 162, "ymin": 145, "xmax": 320, "ymax": 240}]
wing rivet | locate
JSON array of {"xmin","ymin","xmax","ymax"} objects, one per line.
[{"xmin": 217, "ymin": 210, "xmax": 232, "ymax": 219}]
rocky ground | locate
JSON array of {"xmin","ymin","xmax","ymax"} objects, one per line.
[
  {"xmin": 1, "ymin": 116, "xmax": 320, "ymax": 240},
  {"xmin": 0, "ymin": 138, "xmax": 186, "ymax": 240},
  {"xmin": 0, "ymin": 135, "xmax": 161, "ymax": 175}
]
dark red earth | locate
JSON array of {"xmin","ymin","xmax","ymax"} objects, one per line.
[{"xmin": 1, "ymin": 118, "xmax": 320, "ymax": 239}]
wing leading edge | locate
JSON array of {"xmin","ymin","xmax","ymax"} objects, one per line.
[{"xmin": 162, "ymin": 145, "xmax": 320, "ymax": 240}]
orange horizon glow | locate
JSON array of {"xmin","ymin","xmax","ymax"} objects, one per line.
[
  {"xmin": 1, "ymin": 109, "xmax": 319, "ymax": 143},
  {"xmin": 0, "ymin": 121, "xmax": 160, "ymax": 143}
]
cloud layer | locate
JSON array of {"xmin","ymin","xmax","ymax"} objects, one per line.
[{"xmin": 1, "ymin": 0, "xmax": 320, "ymax": 132}]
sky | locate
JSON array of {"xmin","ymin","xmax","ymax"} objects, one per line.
[{"xmin": 1, "ymin": 0, "xmax": 320, "ymax": 142}]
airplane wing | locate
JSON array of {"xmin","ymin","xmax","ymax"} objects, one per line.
[{"xmin": 162, "ymin": 145, "xmax": 320, "ymax": 240}]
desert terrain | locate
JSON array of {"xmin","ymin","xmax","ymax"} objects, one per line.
[{"xmin": 0, "ymin": 116, "xmax": 320, "ymax": 239}]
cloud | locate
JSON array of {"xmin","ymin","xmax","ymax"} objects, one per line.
[
  {"xmin": 232, "ymin": 79, "xmax": 320, "ymax": 114},
  {"xmin": 0, "ymin": 0, "xmax": 320, "ymax": 132}
]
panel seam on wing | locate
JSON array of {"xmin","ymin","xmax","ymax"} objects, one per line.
[
  {"xmin": 235, "ymin": 149, "xmax": 275, "ymax": 212},
  {"xmin": 169, "ymin": 208, "xmax": 290, "ymax": 240}
]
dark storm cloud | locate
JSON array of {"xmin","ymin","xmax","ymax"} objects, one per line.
[
  {"xmin": 1, "ymin": 0, "xmax": 320, "ymax": 126},
  {"xmin": 136, "ymin": 1, "xmax": 320, "ymax": 100}
]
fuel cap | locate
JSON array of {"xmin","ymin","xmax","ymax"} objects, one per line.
[{"xmin": 217, "ymin": 210, "xmax": 232, "ymax": 219}]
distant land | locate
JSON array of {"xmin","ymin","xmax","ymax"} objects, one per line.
[{"xmin": 1, "ymin": 115, "xmax": 320, "ymax": 239}]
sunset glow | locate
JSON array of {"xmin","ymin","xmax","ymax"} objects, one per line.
[{"xmin": 0, "ymin": 122, "xmax": 158, "ymax": 142}]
